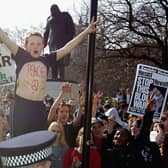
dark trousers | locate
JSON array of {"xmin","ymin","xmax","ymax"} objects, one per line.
[{"xmin": 11, "ymin": 95, "xmax": 47, "ymax": 137}]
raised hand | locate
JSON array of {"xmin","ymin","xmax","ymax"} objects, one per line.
[
  {"xmin": 93, "ymin": 90, "xmax": 103, "ymax": 103},
  {"xmin": 146, "ymin": 92, "xmax": 155, "ymax": 111},
  {"xmin": 86, "ymin": 17, "xmax": 97, "ymax": 34},
  {"xmin": 62, "ymin": 82, "xmax": 72, "ymax": 94}
]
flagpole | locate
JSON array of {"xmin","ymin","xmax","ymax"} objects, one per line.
[{"xmin": 82, "ymin": 0, "xmax": 98, "ymax": 168}]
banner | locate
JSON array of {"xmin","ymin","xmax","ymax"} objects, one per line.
[
  {"xmin": 127, "ymin": 64, "xmax": 168, "ymax": 121},
  {"xmin": 0, "ymin": 43, "xmax": 16, "ymax": 85}
]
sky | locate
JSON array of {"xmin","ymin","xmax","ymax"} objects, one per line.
[{"xmin": 0, "ymin": 0, "xmax": 85, "ymax": 29}]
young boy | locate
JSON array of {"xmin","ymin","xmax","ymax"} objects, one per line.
[{"xmin": 0, "ymin": 18, "xmax": 96, "ymax": 137}]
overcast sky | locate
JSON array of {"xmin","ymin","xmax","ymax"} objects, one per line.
[{"xmin": 0, "ymin": 0, "xmax": 85, "ymax": 29}]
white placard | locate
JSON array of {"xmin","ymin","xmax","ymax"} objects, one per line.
[
  {"xmin": 127, "ymin": 64, "xmax": 168, "ymax": 121},
  {"xmin": 0, "ymin": 44, "xmax": 16, "ymax": 85}
]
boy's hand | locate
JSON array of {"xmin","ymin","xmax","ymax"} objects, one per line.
[{"xmin": 86, "ymin": 17, "xmax": 97, "ymax": 34}]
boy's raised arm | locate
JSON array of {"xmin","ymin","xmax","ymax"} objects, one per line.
[
  {"xmin": 56, "ymin": 17, "xmax": 96, "ymax": 60},
  {"xmin": 0, "ymin": 28, "xmax": 19, "ymax": 55}
]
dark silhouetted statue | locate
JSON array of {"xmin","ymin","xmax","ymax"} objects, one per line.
[{"xmin": 44, "ymin": 4, "xmax": 75, "ymax": 80}]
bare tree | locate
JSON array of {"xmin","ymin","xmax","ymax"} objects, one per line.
[
  {"xmin": 97, "ymin": 0, "xmax": 168, "ymax": 69},
  {"xmin": 5, "ymin": 23, "xmax": 45, "ymax": 47}
]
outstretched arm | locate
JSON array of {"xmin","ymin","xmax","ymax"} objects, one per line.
[
  {"xmin": 0, "ymin": 28, "xmax": 18, "ymax": 55},
  {"xmin": 56, "ymin": 17, "xmax": 96, "ymax": 60},
  {"xmin": 47, "ymin": 82, "xmax": 72, "ymax": 123}
]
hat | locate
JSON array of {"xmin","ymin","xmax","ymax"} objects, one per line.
[
  {"xmin": 105, "ymin": 107, "xmax": 128, "ymax": 128},
  {"xmin": 0, "ymin": 130, "xmax": 56, "ymax": 167}
]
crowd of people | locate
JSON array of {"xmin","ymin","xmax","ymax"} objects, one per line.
[
  {"xmin": 1, "ymin": 81, "xmax": 168, "ymax": 168},
  {"xmin": 46, "ymin": 83, "xmax": 168, "ymax": 168},
  {"xmin": 0, "ymin": 3, "xmax": 168, "ymax": 168}
]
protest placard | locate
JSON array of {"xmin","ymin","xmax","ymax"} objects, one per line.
[
  {"xmin": 127, "ymin": 64, "xmax": 168, "ymax": 121},
  {"xmin": 0, "ymin": 43, "xmax": 16, "ymax": 85}
]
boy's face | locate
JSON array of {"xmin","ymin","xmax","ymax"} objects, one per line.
[{"xmin": 25, "ymin": 35, "xmax": 44, "ymax": 58}]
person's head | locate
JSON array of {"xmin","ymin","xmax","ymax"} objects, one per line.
[
  {"xmin": 130, "ymin": 119, "xmax": 142, "ymax": 137},
  {"xmin": 57, "ymin": 101, "xmax": 72, "ymax": 124},
  {"xmin": 24, "ymin": 32, "xmax": 44, "ymax": 58},
  {"xmin": 50, "ymin": 4, "xmax": 61, "ymax": 16},
  {"xmin": 48, "ymin": 121, "xmax": 67, "ymax": 147},
  {"xmin": 151, "ymin": 122, "xmax": 160, "ymax": 132},
  {"xmin": 97, "ymin": 114, "xmax": 108, "ymax": 133},
  {"xmin": 149, "ymin": 122, "xmax": 161, "ymax": 142},
  {"xmin": 91, "ymin": 117, "xmax": 104, "ymax": 139},
  {"xmin": 113, "ymin": 128, "xmax": 130, "ymax": 145},
  {"xmin": 160, "ymin": 133, "xmax": 168, "ymax": 156},
  {"xmin": 103, "ymin": 102, "xmax": 112, "ymax": 112},
  {"xmin": 160, "ymin": 113, "xmax": 168, "ymax": 133},
  {"xmin": 0, "ymin": 131, "xmax": 56, "ymax": 168}
]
